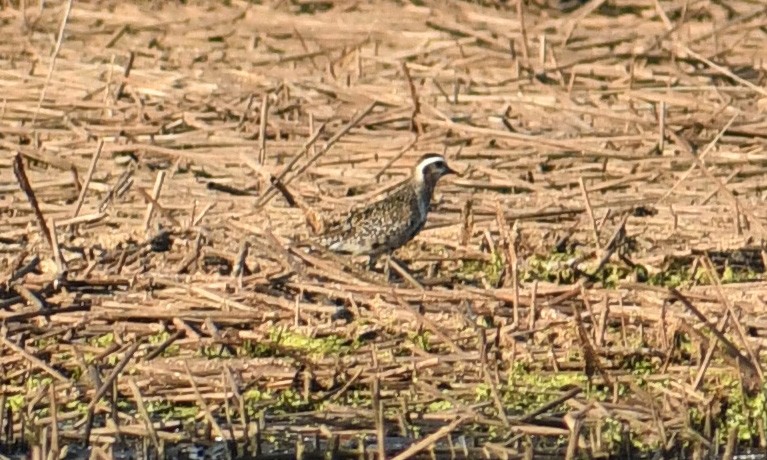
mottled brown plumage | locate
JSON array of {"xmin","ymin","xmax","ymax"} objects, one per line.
[{"xmin": 316, "ymin": 153, "xmax": 456, "ymax": 259}]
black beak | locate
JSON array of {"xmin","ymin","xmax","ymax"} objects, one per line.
[{"xmin": 445, "ymin": 165, "xmax": 460, "ymax": 177}]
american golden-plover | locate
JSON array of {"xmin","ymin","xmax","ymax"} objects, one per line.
[{"xmin": 316, "ymin": 153, "xmax": 457, "ymax": 263}]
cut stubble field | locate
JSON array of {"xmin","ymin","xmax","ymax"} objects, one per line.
[{"xmin": 1, "ymin": 0, "xmax": 767, "ymax": 458}]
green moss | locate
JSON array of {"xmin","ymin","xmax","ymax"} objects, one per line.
[
  {"xmin": 474, "ymin": 383, "xmax": 491, "ymax": 403},
  {"xmin": 244, "ymin": 387, "xmax": 312, "ymax": 417},
  {"xmin": 426, "ymin": 399, "xmax": 453, "ymax": 412},
  {"xmin": 148, "ymin": 330, "xmax": 180, "ymax": 357},
  {"xmin": 522, "ymin": 251, "xmax": 578, "ymax": 284},
  {"xmin": 619, "ymin": 354, "xmax": 657, "ymax": 386},
  {"xmin": 600, "ymin": 417, "xmax": 626, "ymax": 446},
  {"xmin": 142, "ymin": 399, "xmax": 199, "ymax": 422},
  {"xmin": 719, "ymin": 378, "xmax": 767, "ymax": 443},
  {"xmin": 239, "ymin": 339, "xmax": 277, "ymax": 358},
  {"xmin": 647, "ymin": 258, "xmax": 762, "ymax": 288},
  {"xmin": 409, "ymin": 330, "xmax": 431, "ymax": 352},
  {"xmin": 7, "ymin": 395, "xmax": 24, "ymax": 412},
  {"xmin": 458, "ymin": 251, "xmax": 504, "ymax": 286},
  {"xmin": 720, "ymin": 265, "xmax": 761, "ymax": 283},
  {"xmin": 243, "ymin": 387, "xmax": 272, "ymax": 403},
  {"xmin": 342, "ymin": 389, "xmax": 369, "ymax": 408},
  {"xmin": 243, "ymin": 386, "xmax": 316, "ymax": 417},
  {"xmin": 91, "ymin": 332, "xmax": 115, "ymax": 347},
  {"xmin": 198, "ymin": 343, "xmax": 233, "ymax": 358},
  {"xmin": 268, "ymin": 327, "xmax": 351, "ymax": 358},
  {"xmin": 64, "ymin": 398, "xmax": 90, "ymax": 415}
]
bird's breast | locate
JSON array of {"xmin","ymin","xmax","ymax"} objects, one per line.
[{"xmin": 415, "ymin": 184, "xmax": 434, "ymax": 218}]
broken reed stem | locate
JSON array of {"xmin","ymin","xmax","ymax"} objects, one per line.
[
  {"xmin": 701, "ymin": 256, "xmax": 764, "ymax": 383},
  {"xmin": 258, "ymin": 101, "xmax": 376, "ymax": 207},
  {"xmin": 373, "ymin": 378, "xmax": 385, "ymax": 460},
  {"xmin": 128, "ymin": 378, "xmax": 161, "ymax": 454},
  {"xmin": 564, "ymin": 416, "xmax": 581, "ymax": 460},
  {"xmin": 0, "ymin": 335, "xmax": 68, "ymax": 383},
  {"xmin": 86, "ymin": 342, "xmax": 141, "ymax": 412},
  {"xmin": 13, "ymin": 154, "xmax": 53, "ymax": 249},
  {"xmin": 460, "ymin": 198, "xmax": 473, "ymax": 246},
  {"xmin": 668, "ymin": 128, "xmax": 767, "ymax": 238},
  {"xmin": 529, "ymin": 280, "xmax": 538, "ymax": 330},
  {"xmin": 31, "ymin": 0, "xmax": 73, "ymax": 125},
  {"xmin": 516, "ymin": 0, "xmax": 530, "ymax": 63},
  {"xmin": 55, "ymin": 212, "xmax": 106, "ymax": 228},
  {"xmin": 576, "ymin": 285, "xmax": 611, "ymax": 385},
  {"xmin": 657, "ymin": 113, "xmax": 738, "ymax": 204},
  {"xmin": 692, "ymin": 308, "xmax": 728, "ymax": 391},
  {"xmin": 280, "ymin": 101, "xmax": 377, "ymax": 189},
  {"xmin": 256, "ymin": 121, "xmax": 326, "ymax": 207},
  {"xmin": 47, "ymin": 384, "xmax": 59, "ymax": 460},
  {"xmin": 390, "ymin": 416, "xmax": 467, "ymax": 460},
  {"xmin": 496, "ymin": 203, "xmax": 520, "ymax": 325},
  {"xmin": 136, "ymin": 188, "xmax": 181, "ymax": 229},
  {"xmin": 372, "ymin": 135, "xmax": 418, "ymax": 182},
  {"xmin": 143, "ymin": 330, "xmax": 184, "ymax": 362},
  {"xmin": 237, "ymin": 93, "xmax": 257, "ymax": 129},
  {"xmin": 479, "ymin": 330, "xmax": 511, "ymax": 427},
  {"xmin": 49, "ymin": 220, "xmax": 65, "ymax": 273},
  {"xmin": 114, "ymin": 51, "xmax": 135, "ymax": 100},
  {"xmin": 233, "ymin": 241, "xmax": 250, "ymax": 281},
  {"xmin": 72, "ymin": 139, "xmax": 104, "ymax": 218},
  {"xmin": 223, "ymin": 366, "xmax": 249, "ymax": 451},
  {"xmin": 401, "ymin": 61, "xmax": 422, "ymax": 135},
  {"xmin": 13, "ymin": 284, "xmax": 46, "ymax": 309},
  {"xmin": 222, "ymin": 390, "xmax": 236, "ymax": 451},
  {"xmin": 386, "ymin": 257, "xmax": 424, "ymax": 290},
  {"xmin": 8, "ymin": 256, "xmax": 40, "ymax": 284},
  {"xmin": 509, "ymin": 220, "xmax": 520, "ymax": 326},
  {"xmin": 308, "ymin": 113, "xmax": 317, "ymax": 156},
  {"xmin": 578, "ymin": 176, "xmax": 601, "ymax": 249},
  {"xmin": 669, "ymin": 288, "xmax": 760, "ymax": 382},
  {"xmin": 657, "ymin": 101, "xmax": 666, "ymax": 152},
  {"xmin": 70, "ymin": 165, "xmax": 81, "ymax": 196},
  {"xmin": 519, "ymin": 387, "xmax": 582, "ymax": 423},
  {"xmin": 677, "ymin": 44, "xmax": 767, "ymax": 98},
  {"xmin": 258, "ymin": 94, "xmax": 269, "ymax": 164},
  {"xmin": 102, "ymin": 54, "xmax": 116, "ymax": 116},
  {"xmin": 143, "ymin": 170, "xmax": 167, "ymax": 232}
]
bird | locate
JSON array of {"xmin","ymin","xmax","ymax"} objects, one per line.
[{"xmin": 315, "ymin": 153, "xmax": 458, "ymax": 264}]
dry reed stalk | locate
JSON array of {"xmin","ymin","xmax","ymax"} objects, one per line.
[
  {"xmin": 184, "ymin": 362, "xmax": 226, "ymax": 441},
  {"xmin": 127, "ymin": 378, "xmax": 161, "ymax": 454},
  {"xmin": 71, "ymin": 140, "xmax": 104, "ymax": 218},
  {"xmin": 3, "ymin": 0, "xmax": 767, "ymax": 456},
  {"xmin": 46, "ymin": 385, "xmax": 58, "ymax": 460},
  {"xmin": 12, "ymin": 154, "xmax": 53, "ymax": 249},
  {"xmin": 389, "ymin": 416, "xmax": 468, "ymax": 460},
  {"xmin": 0, "ymin": 335, "xmax": 68, "ymax": 383},
  {"xmin": 31, "ymin": 0, "xmax": 73, "ymax": 125}
]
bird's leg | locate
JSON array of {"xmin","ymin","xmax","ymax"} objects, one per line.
[{"xmin": 367, "ymin": 254, "xmax": 379, "ymax": 271}]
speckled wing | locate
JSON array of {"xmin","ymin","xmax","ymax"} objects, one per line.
[
  {"xmin": 317, "ymin": 184, "xmax": 420, "ymax": 256},
  {"xmin": 316, "ymin": 213, "xmax": 364, "ymax": 254}
]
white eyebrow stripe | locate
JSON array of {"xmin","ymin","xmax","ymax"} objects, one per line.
[{"xmin": 415, "ymin": 156, "xmax": 445, "ymax": 174}]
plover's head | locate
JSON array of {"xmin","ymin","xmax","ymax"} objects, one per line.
[{"xmin": 413, "ymin": 153, "xmax": 457, "ymax": 184}]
